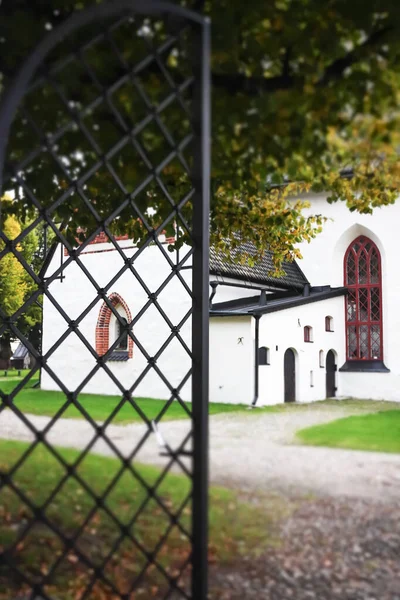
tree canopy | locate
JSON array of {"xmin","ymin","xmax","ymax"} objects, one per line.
[
  {"xmin": 0, "ymin": 197, "xmax": 41, "ymax": 362},
  {"xmin": 0, "ymin": 0, "xmax": 399, "ymax": 269}
]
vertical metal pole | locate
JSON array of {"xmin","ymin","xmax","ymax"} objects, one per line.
[
  {"xmin": 252, "ymin": 315, "xmax": 260, "ymax": 406},
  {"xmin": 191, "ymin": 16, "xmax": 211, "ymax": 600}
]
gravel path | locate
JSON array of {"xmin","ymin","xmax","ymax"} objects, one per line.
[
  {"xmin": 1, "ymin": 404, "xmax": 400, "ymax": 501},
  {"xmin": 2, "ymin": 406, "xmax": 400, "ymax": 599},
  {"xmin": 208, "ymin": 495, "xmax": 400, "ymax": 600}
]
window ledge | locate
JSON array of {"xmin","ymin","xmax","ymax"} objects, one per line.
[
  {"xmin": 108, "ymin": 351, "xmax": 129, "ymax": 362},
  {"xmin": 339, "ymin": 360, "xmax": 390, "ymax": 373}
]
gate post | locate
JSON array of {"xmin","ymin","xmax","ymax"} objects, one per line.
[{"xmin": 191, "ymin": 16, "xmax": 211, "ymax": 600}]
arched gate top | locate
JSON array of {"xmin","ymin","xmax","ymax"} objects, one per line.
[{"xmin": 0, "ymin": 0, "xmax": 209, "ymax": 188}]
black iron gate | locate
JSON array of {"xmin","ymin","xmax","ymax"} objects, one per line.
[{"xmin": 0, "ymin": 2, "xmax": 210, "ymax": 598}]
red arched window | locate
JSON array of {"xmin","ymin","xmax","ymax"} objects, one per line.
[
  {"xmin": 344, "ymin": 236, "xmax": 382, "ymax": 360},
  {"xmin": 95, "ymin": 293, "xmax": 133, "ymax": 359}
]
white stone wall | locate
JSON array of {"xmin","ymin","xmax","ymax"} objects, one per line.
[
  {"xmin": 41, "ymin": 239, "xmax": 193, "ymax": 401},
  {"xmin": 41, "ymin": 194, "xmax": 400, "ymax": 405},
  {"xmin": 209, "ymin": 295, "xmax": 344, "ymax": 406},
  {"xmin": 297, "ymin": 195, "xmax": 400, "ymax": 401},
  {"xmin": 42, "ymin": 239, "xmax": 262, "ymax": 403},
  {"xmin": 209, "ymin": 316, "xmax": 253, "ymax": 404},
  {"xmin": 258, "ymin": 296, "xmax": 344, "ymax": 405}
]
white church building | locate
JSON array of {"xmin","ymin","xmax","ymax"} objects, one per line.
[{"xmin": 41, "ymin": 192, "xmax": 399, "ymax": 406}]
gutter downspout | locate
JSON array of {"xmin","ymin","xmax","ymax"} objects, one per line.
[
  {"xmin": 251, "ymin": 314, "xmax": 261, "ymax": 406},
  {"xmin": 209, "ymin": 281, "xmax": 218, "ymax": 309}
]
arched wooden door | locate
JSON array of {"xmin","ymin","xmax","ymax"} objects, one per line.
[
  {"xmin": 284, "ymin": 349, "xmax": 296, "ymax": 403},
  {"xmin": 326, "ymin": 350, "xmax": 336, "ymax": 398}
]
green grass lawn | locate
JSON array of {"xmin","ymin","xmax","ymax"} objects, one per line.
[
  {"xmin": 0, "ymin": 439, "xmax": 272, "ymax": 599},
  {"xmin": 2, "ymin": 372, "xmax": 400, "ymax": 424},
  {"xmin": 297, "ymin": 410, "xmax": 400, "ymax": 453},
  {"xmin": 0, "ymin": 374, "xmax": 250, "ymax": 423}
]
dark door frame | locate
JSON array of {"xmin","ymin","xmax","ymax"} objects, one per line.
[
  {"xmin": 284, "ymin": 348, "xmax": 296, "ymax": 403},
  {"xmin": 326, "ymin": 349, "xmax": 337, "ymax": 398}
]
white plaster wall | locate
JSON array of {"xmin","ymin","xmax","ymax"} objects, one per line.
[
  {"xmin": 257, "ymin": 296, "xmax": 344, "ymax": 405},
  {"xmin": 209, "ymin": 316, "xmax": 253, "ymax": 404},
  {"xmin": 41, "ymin": 239, "xmax": 287, "ymax": 405},
  {"xmin": 41, "ymin": 240, "xmax": 193, "ymax": 401},
  {"xmin": 208, "ymin": 296, "xmax": 344, "ymax": 407},
  {"xmin": 41, "ymin": 193, "xmax": 400, "ymax": 405},
  {"xmin": 296, "ymin": 195, "xmax": 400, "ymax": 401},
  {"xmin": 41, "ymin": 241, "xmax": 264, "ymax": 404}
]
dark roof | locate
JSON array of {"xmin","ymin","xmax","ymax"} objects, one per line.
[
  {"xmin": 210, "ymin": 286, "xmax": 347, "ymax": 317},
  {"xmin": 11, "ymin": 342, "xmax": 29, "ymax": 360},
  {"xmin": 210, "ymin": 241, "xmax": 308, "ymax": 291},
  {"xmin": 269, "ymin": 168, "xmax": 354, "ymax": 189}
]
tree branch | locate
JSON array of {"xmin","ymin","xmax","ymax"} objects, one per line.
[
  {"xmin": 211, "ymin": 26, "xmax": 393, "ymax": 96},
  {"xmin": 318, "ymin": 26, "xmax": 393, "ymax": 84},
  {"xmin": 211, "ymin": 71, "xmax": 295, "ymax": 95}
]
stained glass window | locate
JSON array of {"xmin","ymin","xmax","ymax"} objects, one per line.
[{"xmin": 344, "ymin": 236, "xmax": 382, "ymax": 360}]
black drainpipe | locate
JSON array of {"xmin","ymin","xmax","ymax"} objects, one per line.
[
  {"xmin": 209, "ymin": 281, "xmax": 218, "ymax": 309},
  {"xmin": 251, "ymin": 314, "xmax": 261, "ymax": 406}
]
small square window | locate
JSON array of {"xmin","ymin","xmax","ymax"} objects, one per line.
[
  {"xmin": 258, "ymin": 346, "xmax": 270, "ymax": 365},
  {"xmin": 325, "ymin": 316, "xmax": 334, "ymax": 332},
  {"xmin": 304, "ymin": 326, "xmax": 313, "ymax": 343}
]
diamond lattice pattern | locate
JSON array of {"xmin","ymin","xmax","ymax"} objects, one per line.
[
  {"xmin": 0, "ymin": 10, "xmax": 204, "ymax": 599},
  {"xmin": 345, "ymin": 236, "xmax": 382, "ymax": 360}
]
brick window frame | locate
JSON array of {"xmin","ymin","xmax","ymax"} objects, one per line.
[{"xmin": 95, "ymin": 293, "xmax": 133, "ymax": 359}]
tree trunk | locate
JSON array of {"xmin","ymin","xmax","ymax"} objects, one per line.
[{"xmin": 0, "ymin": 335, "xmax": 12, "ymax": 370}]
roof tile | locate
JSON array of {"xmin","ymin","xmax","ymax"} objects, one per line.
[{"xmin": 210, "ymin": 241, "xmax": 308, "ymax": 290}]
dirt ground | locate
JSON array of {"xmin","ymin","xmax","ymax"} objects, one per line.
[
  {"xmin": 2, "ymin": 403, "xmax": 400, "ymax": 501},
  {"xmin": 2, "ymin": 403, "xmax": 400, "ymax": 598},
  {"xmin": 207, "ymin": 492, "xmax": 400, "ymax": 600}
]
